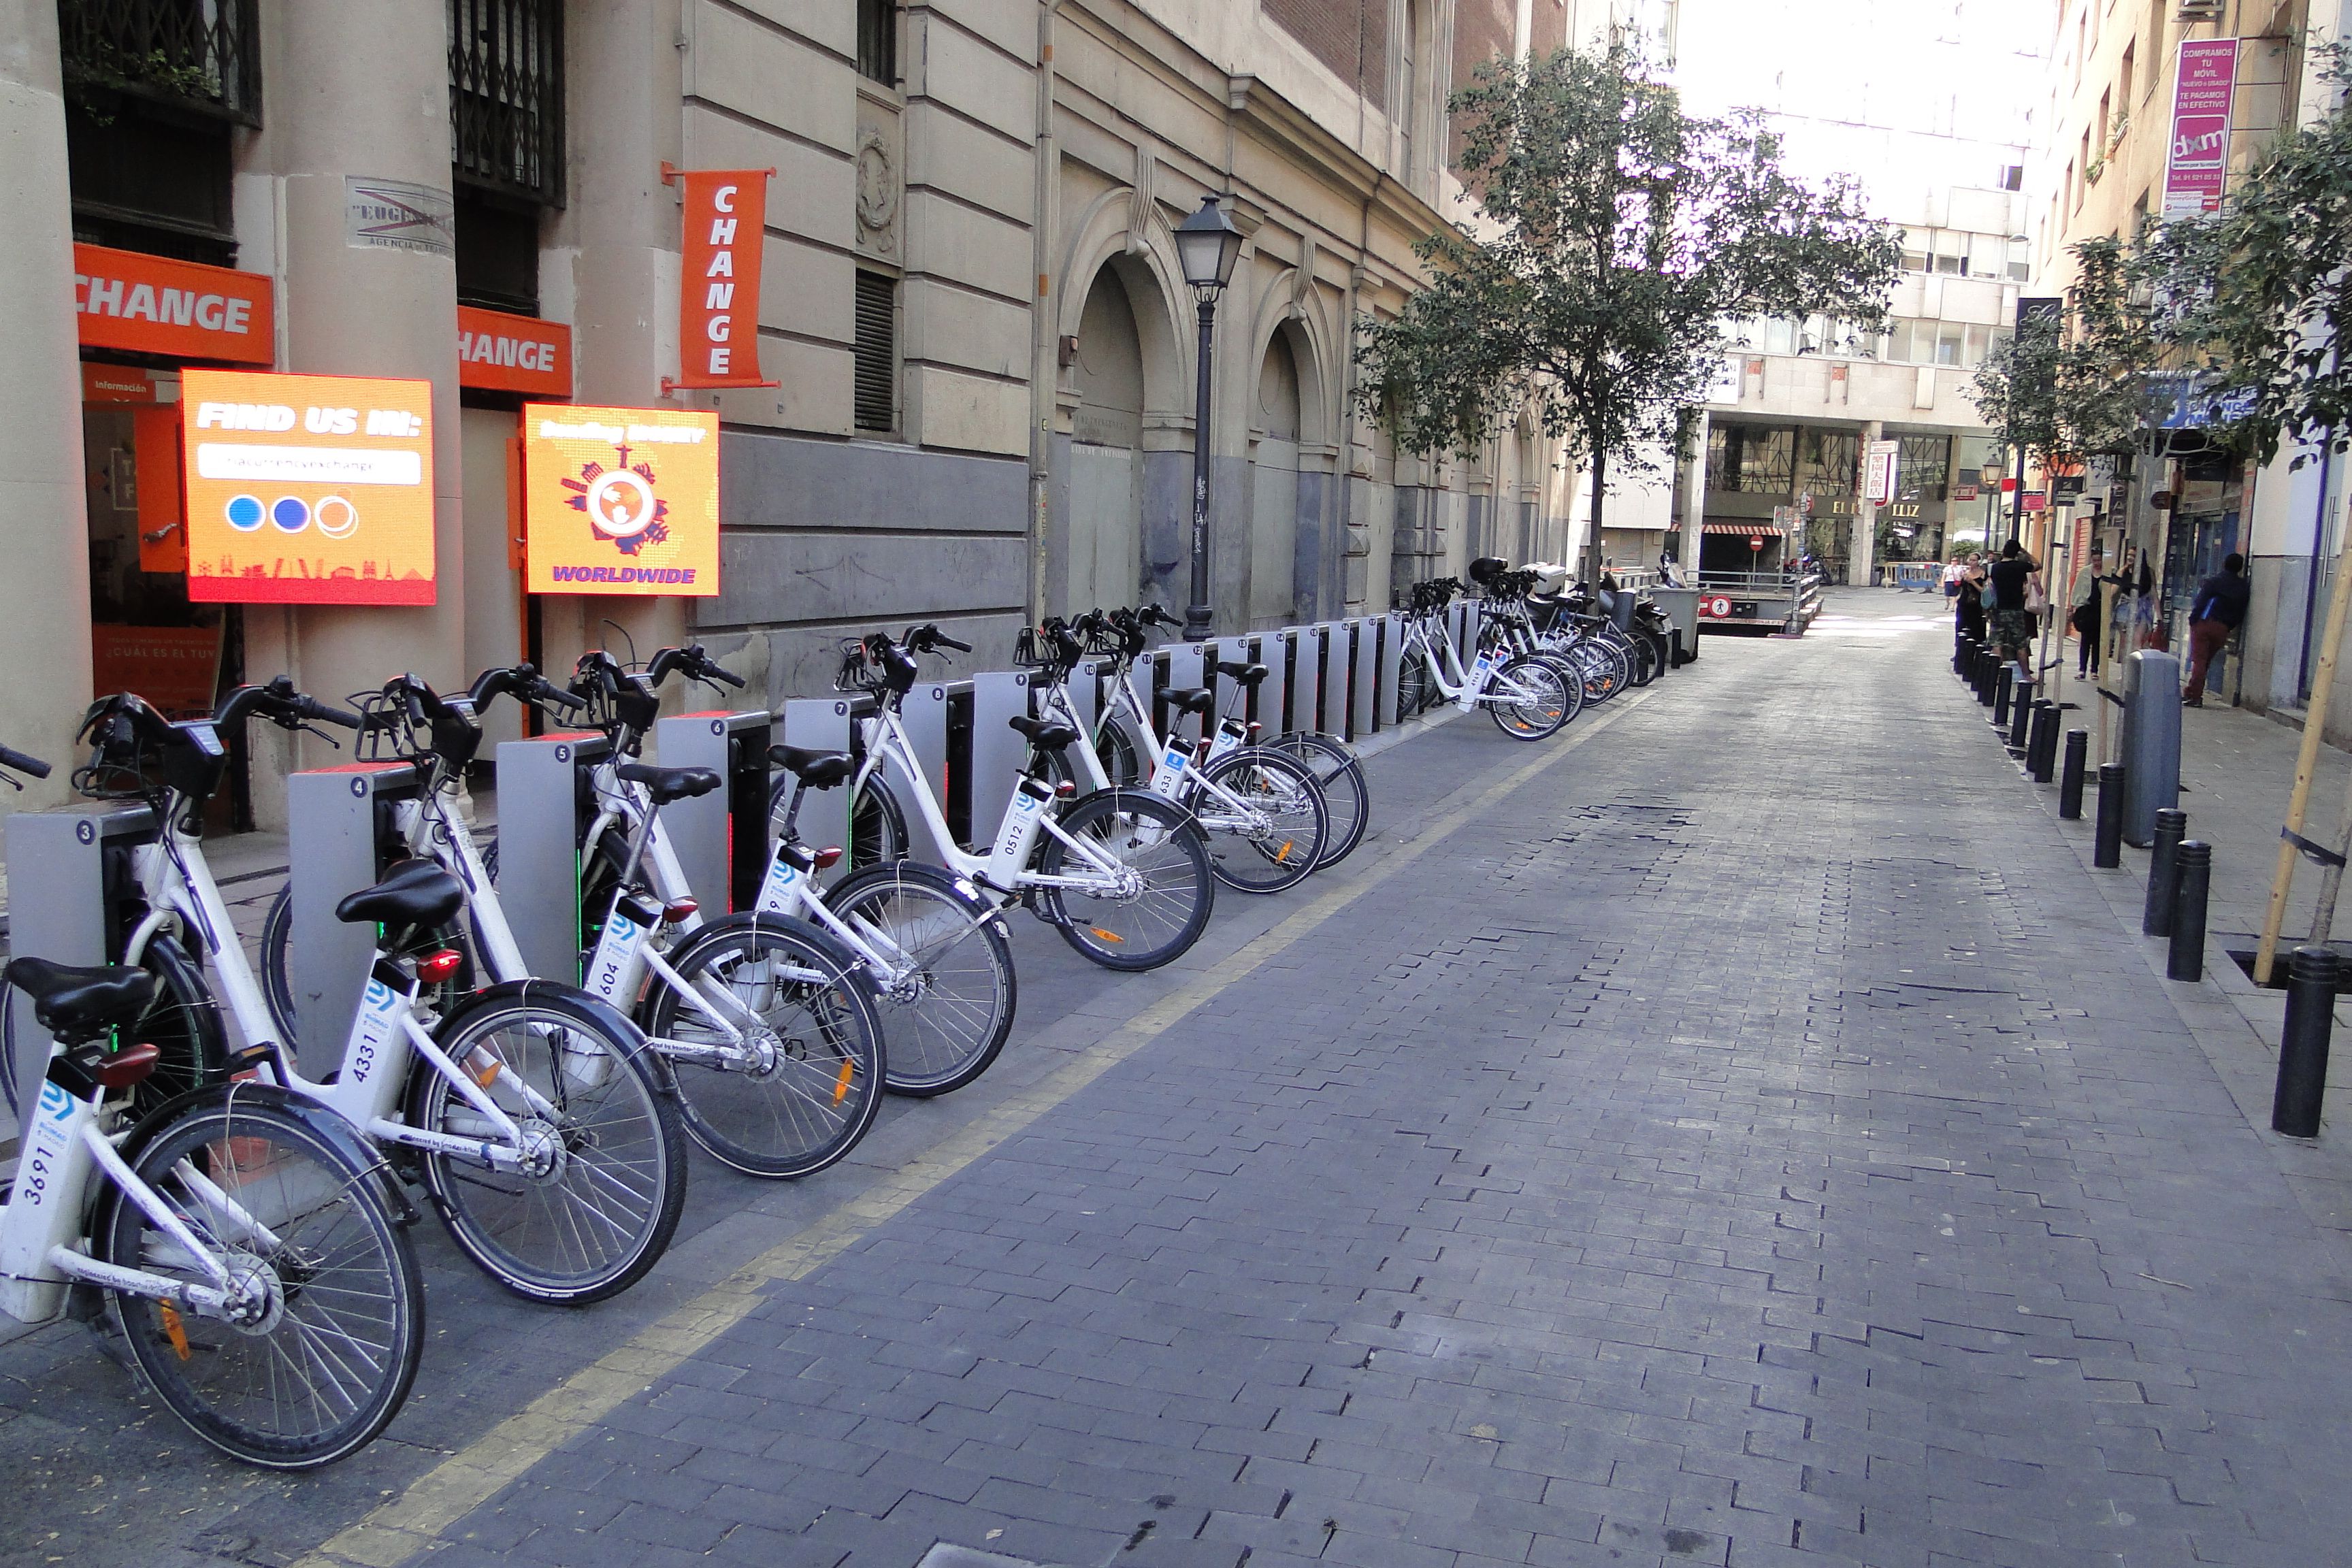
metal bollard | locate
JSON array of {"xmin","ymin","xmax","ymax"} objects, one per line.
[
  {"xmin": 2095, "ymin": 763, "xmax": 2125, "ymax": 866},
  {"xmin": 2008, "ymin": 681, "xmax": 2034, "ymax": 751},
  {"xmin": 2142, "ymin": 808, "xmax": 2187, "ymax": 936},
  {"xmin": 2273, "ymin": 946, "xmax": 2338, "ymax": 1137},
  {"xmin": 1993, "ymin": 665, "xmax": 2014, "ymax": 725},
  {"xmin": 1976, "ymin": 650, "xmax": 1998, "ymax": 706},
  {"xmin": 2167, "ymin": 840, "xmax": 2211, "ymax": 981},
  {"xmin": 2059, "ymin": 730, "xmax": 2088, "ymax": 818},
  {"xmin": 2029, "ymin": 700, "xmax": 2058, "ymax": 781}
]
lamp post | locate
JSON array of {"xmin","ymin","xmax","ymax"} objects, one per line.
[
  {"xmin": 1980, "ymin": 457, "xmax": 2004, "ymax": 553},
  {"xmin": 1174, "ymin": 194, "xmax": 1244, "ymax": 641}
]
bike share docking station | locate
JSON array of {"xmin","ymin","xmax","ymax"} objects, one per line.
[
  {"xmin": 651, "ymin": 708, "xmax": 771, "ymax": 913},
  {"xmin": 286, "ymin": 759, "xmax": 425, "ymax": 1077},
  {"xmin": 3, "ymin": 799, "xmax": 157, "ymax": 1117},
  {"xmin": 493, "ymin": 709, "xmax": 772, "ymax": 981}
]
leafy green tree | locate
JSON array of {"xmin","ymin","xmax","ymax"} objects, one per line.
[
  {"xmin": 2155, "ymin": 46, "xmax": 2352, "ymax": 466},
  {"xmin": 1967, "ymin": 304, "xmax": 2063, "ymax": 526},
  {"xmin": 1356, "ymin": 40, "xmax": 1900, "ymax": 585}
]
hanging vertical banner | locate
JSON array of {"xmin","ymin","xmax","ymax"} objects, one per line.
[
  {"xmin": 664, "ymin": 165, "xmax": 779, "ymax": 391},
  {"xmin": 1865, "ymin": 440, "xmax": 1900, "ymax": 505},
  {"xmin": 2163, "ymin": 38, "xmax": 2240, "ymax": 219}
]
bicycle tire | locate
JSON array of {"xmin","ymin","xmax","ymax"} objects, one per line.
[
  {"xmin": 768, "ymin": 771, "xmax": 909, "ymax": 872},
  {"xmin": 99, "ymin": 1084, "xmax": 424, "ymax": 1469},
  {"xmin": 408, "ymin": 987, "xmax": 686, "ymax": 1303},
  {"xmin": 1269, "ymin": 732, "xmax": 1370, "ymax": 868},
  {"xmin": 1396, "ymin": 649, "xmax": 1436, "ymax": 717},
  {"xmin": 1096, "ymin": 716, "xmax": 1145, "ymax": 787},
  {"xmin": 641, "ymin": 915, "xmax": 887, "ymax": 1176},
  {"xmin": 1488, "ymin": 657, "xmax": 1571, "ymax": 740},
  {"xmin": 827, "ymin": 862, "xmax": 1016, "ymax": 1097},
  {"xmin": 1563, "ymin": 639, "xmax": 1629, "ymax": 704},
  {"xmin": 1038, "ymin": 790, "xmax": 1214, "ymax": 971},
  {"xmin": 6, "ymin": 934, "xmax": 227, "ymax": 1127},
  {"xmin": 1194, "ymin": 747, "xmax": 1329, "ymax": 894}
]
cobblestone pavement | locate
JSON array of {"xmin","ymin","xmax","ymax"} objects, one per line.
[{"xmin": 10, "ymin": 592, "xmax": 2352, "ymax": 1568}]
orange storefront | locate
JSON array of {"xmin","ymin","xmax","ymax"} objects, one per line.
[{"xmin": 74, "ymin": 243, "xmax": 574, "ymax": 744}]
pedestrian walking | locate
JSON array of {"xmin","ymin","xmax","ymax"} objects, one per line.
[
  {"xmin": 1986, "ymin": 540, "xmax": 2040, "ymax": 670},
  {"xmin": 2068, "ymin": 543, "xmax": 2107, "ymax": 677},
  {"xmin": 2183, "ymin": 552, "xmax": 2250, "ymax": 707},
  {"xmin": 1956, "ymin": 554, "xmax": 1987, "ymax": 643}
]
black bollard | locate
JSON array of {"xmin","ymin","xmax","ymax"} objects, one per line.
[
  {"xmin": 2143, "ymin": 808, "xmax": 2187, "ymax": 936},
  {"xmin": 2167, "ymin": 840, "xmax": 2211, "ymax": 981},
  {"xmin": 1977, "ymin": 651, "xmax": 1998, "ymax": 706},
  {"xmin": 2059, "ymin": 730, "xmax": 2089, "ymax": 818},
  {"xmin": 1994, "ymin": 665, "xmax": 2014, "ymax": 725},
  {"xmin": 2274, "ymin": 947, "xmax": 2339, "ymax": 1137},
  {"xmin": 2030, "ymin": 701, "xmax": 2058, "ymax": 781},
  {"xmin": 2095, "ymin": 764, "xmax": 2125, "ymax": 866},
  {"xmin": 2009, "ymin": 681, "xmax": 2034, "ymax": 751}
]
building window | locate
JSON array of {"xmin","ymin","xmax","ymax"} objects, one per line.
[
  {"xmin": 1705, "ymin": 424, "xmax": 1794, "ymax": 495},
  {"xmin": 858, "ymin": 0, "xmax": 897, "ymax": 84},
  {"xmin": 2000, "ymin": 164, "xmax": 2025, "ymax": 191},
  {"xmin": 451, "ymin": 0, "xmax": 565, "ymax": 207},
  {"xmin": 59, "ymin": 0, "xmax": 263, "ymax": 125},
  {"xmin": 854, "ymin": 270, "xmax": 898, "ymax": 433},
  {"xmin": 2120, "ymin": 41, "xmax": 2136, "ymax": 109}
]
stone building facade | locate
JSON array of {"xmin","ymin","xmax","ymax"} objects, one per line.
[{"xmin": 2, "ymin": 0, "xmax": 1589, "ymax": 824}]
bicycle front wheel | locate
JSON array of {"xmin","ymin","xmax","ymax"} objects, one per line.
[
  {"xmin": 1270, "ymin": 732, "xmax": 1370, "ymax": 868},
  {"xmin": 409, "ymin": 994, "xmax": 686, "ymax": 1304},
  {"xmin": 828, "ymin": 863, "xmax": 1017, "ymax": 1097},
  {"xmin": 1039, "ymin": 790, "xmax": 1215, "ymax": 970},
  {"xmin": 103, "ymin": 1088, "xmax": 423, "ymax": 1469},
  {"xmin": 1488, "ymin": 657, "xmax": 1571, "ymax": 740},
  {"xmin": 644, "ymin": 918, "xmax": 887, "ymax": 1177},
  {"xmin": 1396, "ymin": 649, "xmax": 1436, "ymax": 717},
  {"xmin": 1194, "ymin": 748, "xmax": 1329, "ymax": 894}
]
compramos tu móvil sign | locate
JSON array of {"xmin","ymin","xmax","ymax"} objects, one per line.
[{"xmin": 523, "ymin": 404, "xmax": 720, "ymax": 596}]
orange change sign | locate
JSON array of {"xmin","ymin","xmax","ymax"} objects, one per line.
[
  {"xmin": 181, "ymin": 369, "xmax": 437, "ymax": 604},
  {"xmin": 666, "ymin": 166, "xmax": 777, "ymax": 391},
  {"xmin": 75, "ymin": 243, "xmax": 274, "ymax": 364},
  {"xmin": 457, "ymin": 305, "xmax": 572, "ymax": 397},
  {"xmin": 523, "ymin": 404, "xmax": 719, "ymax": 595}
]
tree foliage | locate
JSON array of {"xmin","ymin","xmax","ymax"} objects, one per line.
[
  {"xmin": 1967, "ymin": 307, "xmax": 2064, "ymax": 468},
  {"xmin": 1356, "ymin": 40, "xmax": 1899, "ymax": 576},
  {"xmin": 2155, "ymin": 47, "xmax": 2352, "ymax": 465}
]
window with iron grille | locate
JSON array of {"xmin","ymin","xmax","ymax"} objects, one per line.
[
  {"xmin": 58, "ymin": 0, "xmax": 262, "ymax": 125},
  {"xmin": 854, "ymin": 271, "xmax": 898, "ymax": 432},
  {"xmin": 450, "ymin": 0, "xmax": 564, "ymax": 207}
]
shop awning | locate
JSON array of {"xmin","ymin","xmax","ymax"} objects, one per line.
[{"xmin": 1701, "ymin": 521, "xmax": 1784, "ymax": 535}]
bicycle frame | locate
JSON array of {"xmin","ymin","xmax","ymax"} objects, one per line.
[
  {"xmin": 1032, "ymin": 657, "xmax": 1275, "ymax": 832},
  {"xmin": 122, "ymin": 811, "xmax": 544, "ymax": 1175},
  {"xmin": 1, "ymin": 1071, "xmax": 259, "ymax": 1326},
  {"xmin": 1405, "ymin": 615, "xmax": 1546, "ymax": 711}
]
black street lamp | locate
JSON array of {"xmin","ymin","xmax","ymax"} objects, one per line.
[{"xmin": 1174, "ymin": 194, "xmax": 1244, "ymax": 641}]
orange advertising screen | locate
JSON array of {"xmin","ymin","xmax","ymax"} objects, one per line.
[
  {"xmin": 523, "ymin": 404, "xmax": 719, "ymax": 595},
  {"xmin": 181, "ymin": 370, "xmax": 436, "ymax": 604}
]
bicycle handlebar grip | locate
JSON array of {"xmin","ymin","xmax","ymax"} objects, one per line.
[
  {"xmin": 0, "ymin": 743, "xmax": 52, "ymax": 779},
  {"xmin": 706, "ymin": 662, "xmax": 747, "ymax": 688},
  {"xmin": 936, "ymin": 633, "xmax": 973, "ymax": 654},
  {"xmin": 536, "ymin": 681, "xmax": 588, "ymax": 712},
  {"xmin": 303, "ymin": 697, "xmax": 365, "ymax": 730}
]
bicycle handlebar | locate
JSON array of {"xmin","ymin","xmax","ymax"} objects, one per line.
[{"xmin": 0, "ymin": 743, "xmax": 51, "ymax": 779}]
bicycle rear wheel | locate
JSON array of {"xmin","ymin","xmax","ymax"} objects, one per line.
[
  {"xmin": 409, "ymin": 992, "xmax": 686, "ymax": 1303},
  {"xmin": 1194, "ymin": 748, "xmax": 1328, "ymax": 894},
  {"xmin": 1269, "ymin": 732, "xmax": 1369, "ymax": 868},
  {"xmin": 644, "ymin": 918, "xmax": 886, "ymax": 1176},
  {"xmin": 828, "ymin": 863, "xmax": 1016, "ymax": 1096},
  {"xmin": 1039, "ymin": 790, "xmax": 1214, "ymax": 970},
  {"xmin": 102, "ymin": 1088, "xmax": 423, "ymax": 1469},
  {"xmin": 1396, "ymin": 649, "xmax": 1436, "ymax": 717}
]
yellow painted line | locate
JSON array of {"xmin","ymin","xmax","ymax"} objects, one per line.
[{"xmin": 296, "ymin": 693, "xmax": 1648, "ymax": 1568}]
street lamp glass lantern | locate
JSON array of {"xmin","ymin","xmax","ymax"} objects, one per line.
[
  {"xmin": 1175, "ymin": 195, "xmax": 1243, "ymax": 300},
  {"xmin": 1980, "ymin": 459, "xmax": 2006, "ymax": 487}
]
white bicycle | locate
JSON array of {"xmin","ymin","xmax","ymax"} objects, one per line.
[
  {"xmin": 0, "ymin": 745, "xmax": 423, "ymax": 1469},
  {"xmin": 1392, "ymin": 580, "xmax": 1574, "ymax": 739},
  {"xmin": 1022, "ymin": 610, "xmax": 1330, "ymax": 894},
  {"xmin": 832, "ymin": 625, "xmax": 1216, "ymax": 971},
  {"xmin": 46, "ymin": 685, "xmax": 687, "ymax": 1306}
]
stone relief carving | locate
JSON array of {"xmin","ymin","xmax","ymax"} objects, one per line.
[{"xmin": 855, "ymin": 120, "xmax": 899, "ymax": 258}]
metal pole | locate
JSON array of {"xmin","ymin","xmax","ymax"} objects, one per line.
[
  {"xmin": 2274, "ymin": 946, "xmax": 2338, "ymax": 1137},
  {"xmin": 2168, "ymin": 840, "xmax": 2211, "ymax": 982},
  {"xmin": 2144, "ymin": 808, "xmax": 2187, "ymax": 937},
  {"xmin": 1183, "ymin": 294, "xmax": 1217, "ymax": 640},
  {"xmin": 2095, "ymin": 762, "xmax": 2125, "ymax": 866}
]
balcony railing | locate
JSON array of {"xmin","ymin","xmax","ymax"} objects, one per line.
[
  {"xmin": 450, "ymin": 0, "xmax": 563, "ymax": 207},
  {"xmin": 59, "ymin": 0, "xmax": 261, "ymax": 126}
]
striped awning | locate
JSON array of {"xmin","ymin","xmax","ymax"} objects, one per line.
[{"xmin": 1700, "ymin": 521, "xmax": 1785, "ymax": 535}]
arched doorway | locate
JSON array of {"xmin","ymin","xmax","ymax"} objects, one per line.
[
  {"xmin": 1066, "ymin": 267, "xmax": 1147, "ymax": 616},
  {"xmin": 1249, "ymin": 331, "xmax": 1303, "ymax": 630}
]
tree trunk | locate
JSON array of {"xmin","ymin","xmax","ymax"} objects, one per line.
[{"xmin": 1585, "ymin": 442, "xmax": 1607, "ymax": 587}]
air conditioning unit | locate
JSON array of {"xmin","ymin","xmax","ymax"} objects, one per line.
[{"xmin": 2174, "ymin": 0, "xmax": 2223, "ymax": 18}]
